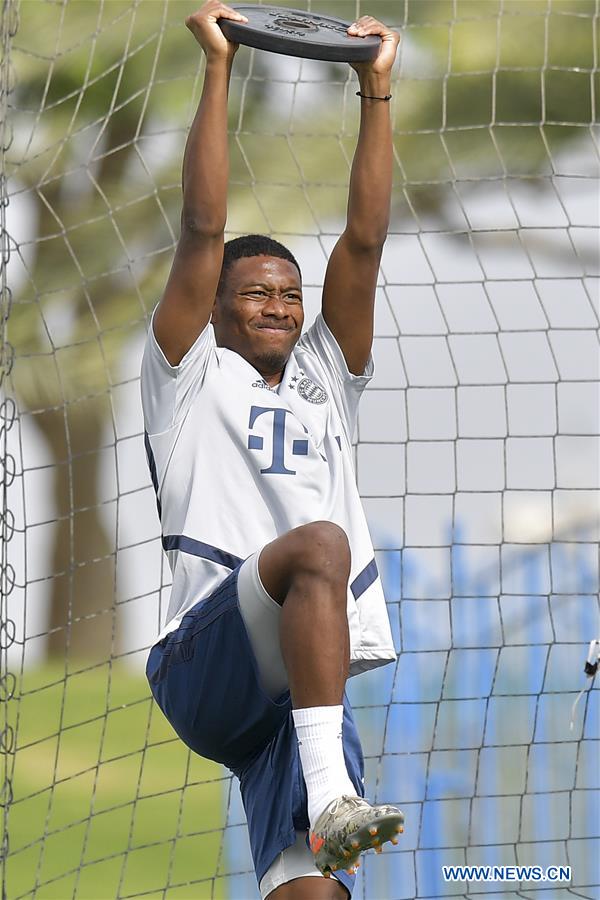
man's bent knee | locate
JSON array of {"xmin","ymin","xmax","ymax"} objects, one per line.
[
  {"xmin": 290, "ymin": 521, "xmax": 351, "ymax": 577},
  {"xmin": 258, "ymin": 521, "xmax": 351, "ymax": 605}
]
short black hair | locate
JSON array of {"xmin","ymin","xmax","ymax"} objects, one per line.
[{"xmin": 216, "ymin": 234, "xmax": 302, "ymax": 297}]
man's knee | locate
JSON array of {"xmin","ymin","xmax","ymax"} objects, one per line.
[
  {"xmin": 290, "ymin": 521, "xmax": 351, "ymax": 582},
  {"xmin": 258, "ymin": 521, "xmax": 351, "ymax": 605}
]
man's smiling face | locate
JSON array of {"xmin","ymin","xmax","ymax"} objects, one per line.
[{"xmin": 212, "ymin": 255, "xmax": 304, "ymax": 385}]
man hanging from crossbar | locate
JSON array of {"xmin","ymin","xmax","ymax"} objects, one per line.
[{"xmin": 141, "ymin": 3, "xmax": 403, "ymax": 896}]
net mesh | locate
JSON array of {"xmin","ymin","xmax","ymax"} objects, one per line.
[{"xmin": 1, "ymin": 0, "xmax": 599, "ymax": 897}]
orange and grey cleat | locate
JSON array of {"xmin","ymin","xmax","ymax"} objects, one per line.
[{"xmin": 309, "ymin": 795, "xmax": 405, "ymax": 877}]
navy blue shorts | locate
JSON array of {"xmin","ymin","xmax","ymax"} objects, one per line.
[{"xmin": 146, "ymin": 567, "xmax": 364, "ymax": 891}]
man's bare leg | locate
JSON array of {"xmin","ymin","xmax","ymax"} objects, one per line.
[
  {"xmin": 258, "ymin": 520, "xmax": 351, "ymax": 708},
  {"xmin": 257, "ymin": 521, "xmax": 355, "ymax": 896},
  {"xmin": 268, "ymin": 875, "xmax": 348, "ymax": 899},
  {"xmin": 257, "ymin": 520, "xmax": 403, "ymax": 887},
  {"xmin": 260, "ymin": 520, "xmax": 358, "ymax": 825}
]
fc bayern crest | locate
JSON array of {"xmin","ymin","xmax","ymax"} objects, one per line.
[{"xmin": 297, "ymin": 376, "xmax": 328, "ymax": 405}]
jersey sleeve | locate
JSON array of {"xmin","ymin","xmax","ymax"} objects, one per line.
[
  {"xmin": 140, "ymin": 307, "xmax": 214, "ymax": 435},
  {"xmin": 298, "ymin": 313, "xmax": 373, "ymax": 439}
]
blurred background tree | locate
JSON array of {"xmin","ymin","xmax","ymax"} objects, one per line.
[{"xmin": 7, "ymin": 0, "xmax": 596, "ymax": 660}]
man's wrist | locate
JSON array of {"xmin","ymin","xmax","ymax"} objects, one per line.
[
  {"xmin": 204, "ymin": 54, "xmax": 235, "ymax": 82},
  {"xmin": 205, "ymin": 54, "xmax": 234, "ymax": 70},
  {"xmin": 357, "ymin": 74, "xmax": 392, "ymax": 98}
]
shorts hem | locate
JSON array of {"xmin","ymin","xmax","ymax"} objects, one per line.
[{"xmin": 259, "ymin": 830, "xmax": 350, "ymax": 900}]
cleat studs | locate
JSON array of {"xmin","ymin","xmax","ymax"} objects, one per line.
[
  {"xmin": 351, "ymin": 839, "xmax": 360, "ymax": 849},
  {"xmin": 375, "ymin": 846, "xmax": 383, "ymax": 854},
  {"xmin": 342, "ymin": 849, "xmax": 351, "ymax": 859},
  {"xmin": 391, "ymin": 837, "xmax": 398, "ymax": 845},
  {"xmin": 369, "ymin": 826, "xmax": 378, "ymax": 836},
  {"xmin": 323, "ymin": 871, "xmax": 330, "ymax": 878},
  {"xmin": 396, "ymin": 825, "xmax": 404, "ymax": 834}
]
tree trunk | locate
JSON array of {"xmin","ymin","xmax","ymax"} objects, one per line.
[{"xmin": 34, "ymin": 398, "xmax": 116, "ymax": 664}]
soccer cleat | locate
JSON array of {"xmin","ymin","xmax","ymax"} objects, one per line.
[{"xmin": 309, "ymin": 795, "xmax": 405, "ymax": 876}]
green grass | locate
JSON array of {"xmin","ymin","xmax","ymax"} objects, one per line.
[{"xmin": 5, "ymin": 663, "xmax": 229, "ymax": 899}]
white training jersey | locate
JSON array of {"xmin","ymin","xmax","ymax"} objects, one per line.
[{"xmin": 141, "ymin": 311, "xmax": 396, "ymax": 675}]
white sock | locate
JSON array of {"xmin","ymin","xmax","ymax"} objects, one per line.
[{"xmin": 293, "ymin": 705, "xmax": 358, "ymax": 831}]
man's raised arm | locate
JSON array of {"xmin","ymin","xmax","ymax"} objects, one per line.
[
  {"xmin": 321, "ymin": 17, "xmax": 400, "ymax": 375},
  {"xmin": 153, "ymin": 1, "xmax": 247, "ymax": 366}
]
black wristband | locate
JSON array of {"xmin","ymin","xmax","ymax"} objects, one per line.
[{"xmin": 356, "ymin": 90, "xmax": 392, "ymax": 101}]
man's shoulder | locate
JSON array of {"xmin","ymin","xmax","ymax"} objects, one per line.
[
  {"xmin": 294, "ymin": 312, "xmax": 370, "ymax": 385},
  {"xmin": 142, "ymin": 317, "xmax": 217, "ymax": 378}
]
